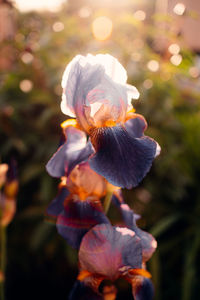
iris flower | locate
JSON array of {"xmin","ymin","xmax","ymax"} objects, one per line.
[
  {"xmin": 56, "ymin": 195, "xmax": 155, "ymax": 299},
  {"xmin": 47, "ymin": 161, "xmax": 110, "ymax": 248},
  {"xmin": 69, "ymin": 223, "xmax": 154, "ymax": 300},
  {"xmin": 58, "ymin": 54, "xmax": 160, "ymax": 189}
]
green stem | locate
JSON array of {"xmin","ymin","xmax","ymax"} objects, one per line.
[{"xmin": 103, "ymin": 192, "xmax": 113, "ymax": 214}]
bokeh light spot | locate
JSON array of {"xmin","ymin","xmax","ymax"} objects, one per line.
[
  {"xmin": 147, "ymin": 60, "xmax": 159, "ymax": 72},
  {"xmin": 78, "ymin": 7, "xmax": 91, "ymax": 18},
  {"xmin": 134, "ymin": 10, "xmax": 146, "ymax": 21},
  {"xmin": 19, "ymin": 80, "xmax": 33, "ymax": 93},
  {"xmin": 21, "ymin": 52, "xmax": 34, "ymax": 64},
  {"xmin": 189, "ymin": 67, "xmax": 200, "ymax": 78},
  {"xmin": 173, "ymin": 3, "xmax": 186, "ymax": 15},
  {"xmin": 92, "ymin": 16, "xmax": 113, "ymax": 41},
  {"xmin": 168, "ymin": 43, "xmax": 180, "ymax": 55},
  {"xmin": 170, "ymin": 54, "xmax": 182, "ymax": 66},
  {"xmin": 52, "ymin": 22, "xmax": 64, "ymax": 32},
  {"xmin": 143, "ymin": 79, "xmax": 153, "ymax": 89}
]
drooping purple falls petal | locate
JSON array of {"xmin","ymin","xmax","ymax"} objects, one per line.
[
  {"xmin": 79, "ymin": 224, "xmax": 142, "ymax": 281},
  {"xmin": 46, "ymin": 126, "xmax": 94, "ymax": 178},
  {"xmin": 132, "ymin": 277, "xmax": 154, "ymax": 300},
  {"xmin": 46, "ymin": 186, "xmax": 69, "ymax": 217},
  {"xmin": 56, "ymin": 198, "xmax": 110, "ymax": 249},
  {"xmin": 89, "ymin": 125, "xmax": 157, "ymax": 189}
]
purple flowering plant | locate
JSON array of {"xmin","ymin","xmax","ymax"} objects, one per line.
[{"xmin": 46, "ymin": 54, "xmax": 160, "ymax": 299}]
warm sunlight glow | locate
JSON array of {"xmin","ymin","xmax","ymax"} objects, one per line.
[
  {"xmin": 19, "ymin": 80, "xmax": 33, "ymax": 92},
  {"xmin": 52, "ymin": 22, "xmax": 64, "ymax": 32},
  {"xmin": 92, "ymin": 16, "xmax": 113, "ymax": 41},
  {"xmin": 147, "ymin": 60, "xmax": 159, "ymax": 72},
  {"xmin": 133, "ymin": 10, "xmax": 146, "ymax": 21},
  {"xmin": 61, "ymin": 119, "xmax": 78, "ymax": 129},
  {"xmin": 170, "ymin": 54, "xmax": 182, "ymax": 66},
  {"xmin": 78, "ymin": 7, "xmax": 91, "ymax": 18},
  {"xmin": 173, "ymin": 3, "xmax": 186, "ymax": 16},
  {"xmin": 14, "ymin": 0, "xmax": 66, "ymax": 12},
  {"xmin": 168, "ymin": 43, "xmax": 180, "ymax": 55},
  {"xmin": 21, "ymin": 52, "xmax": 34, "ymax": 64}
]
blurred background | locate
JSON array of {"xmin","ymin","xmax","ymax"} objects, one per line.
[{"xmin": 0, "ymin": 0, "xmax": 200, "ymax": 299}]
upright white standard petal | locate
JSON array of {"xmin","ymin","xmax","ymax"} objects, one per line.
[
  {"xmin": 61, "ymin": 54, "xmax": 140, "ymax": 131},
  {"xmin": 87, "ymin": 54, "xmax": 128, "ymax": 84}
]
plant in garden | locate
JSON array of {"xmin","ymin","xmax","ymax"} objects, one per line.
[{"xmin": 46, "ymin": 54, "xmax": 160, "ymax": 299}]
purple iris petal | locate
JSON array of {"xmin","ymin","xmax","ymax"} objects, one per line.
[
  {"xmin": 46, "ymin": 127, "xmax": 94, "ymax": 178},
  {"xmin": 134, "ymin": 228, "xmax": 157, "ymax": 262},
  {"xmin": 125, "ymin": 114, "xmax": 147, "ymax": 138},
  {"xmin": 125, "ymin": 115, "xmax": 161, "ymax": 157},
  {"xmin": 132, "ymin": 277, "xmax": 154, "ymax": 300},
  {"xmin": 56, "ymin": 198, "xmax": 110, "ymax": 249},
  {"xmin": 79, "ymin": 224, "xmax": 142, "ymax": 281},
  {"xmin": 89, "ymin": 125, "xmax": 157, "ymax": 189},
  {"xmin": 69, "ymin": 280, "xmax": 103, "ymax": 300},
  {"xmin": 112, "ymin": 191, "xmax": 157, "ymax": 262},
  {"xmin": 46, "ymin": 187, "xmax": 69, "ymax": 217}
]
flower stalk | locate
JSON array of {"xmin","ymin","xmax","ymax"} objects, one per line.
[{"xmin": 103, "ymin": 191, "xmax": 113, "ymax": 214}]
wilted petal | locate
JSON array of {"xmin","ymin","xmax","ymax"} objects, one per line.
[
  {"xmin": 57, "ymin": 198, "xmax": 110, "ymax": 249},
  {"xmin": 131, "ymin": 277, "xmax": 154, "ymax": 300},
  {"xmin": 46, "ymin": 186, "xmax": 69, "ymax": 217},
  {"xmin": 89, "ymin": 125, "xmax": 157, "ymax": 189},
  {"xmin": 69, "ymin": 280, "xmax": 103, "ymax": 300},
  {"xmin": 79, "ymin": 224, "xmax": 142, "ymax": 281},
  {"xmin": 46, "ymin": 126, "xmax": 94, "ymax": 178}
]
